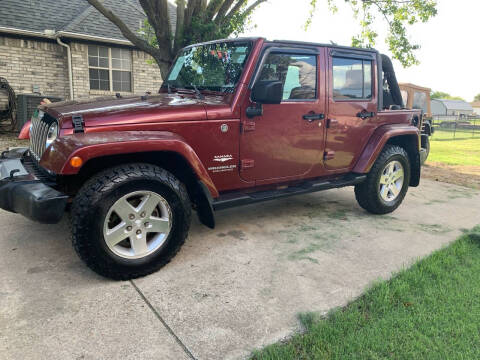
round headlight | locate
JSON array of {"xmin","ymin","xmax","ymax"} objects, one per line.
[{"xmin": 46, "ymin": 122, "xmax": 58, "ymax": 148}]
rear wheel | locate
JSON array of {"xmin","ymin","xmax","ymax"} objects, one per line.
[
  {"xmin": 420, "ymin": 135, "xmax": 430, "ymax": 165},
  {"xmin": 355, "ymin": 145, "xmax": 411, "ymax": 214},
  {"xmin": 71, "ymin": 164, "xmax": 191, "ymax": 280}
]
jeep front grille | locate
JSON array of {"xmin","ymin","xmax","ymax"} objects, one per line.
[{"xmin": 29, "ymin": 111, "xmax": 56, "ymax": 160}]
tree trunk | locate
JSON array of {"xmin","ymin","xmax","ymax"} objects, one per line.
[
  {"xmin": 152, "ymin": 55, "xmax": 173, "ymax": 80},
  {"xmin": 174, "ymin": 0, "xmax": 186, "ymax": 53},
  {"xmin": 215, "ymin": 0, "xmax": 236, "ymax": 24}
]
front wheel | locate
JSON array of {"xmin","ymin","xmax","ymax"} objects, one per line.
[
  {"xmin": 70, "ymin": 164, "xmax": 191, "ymax": 280},
  {"xmin": 355, "ymin": 145, "xmax": 411, "ymax": 214}
]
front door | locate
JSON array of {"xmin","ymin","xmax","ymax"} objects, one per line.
[
  {"xmin": 239, "ymin": 49, "xmax": 325, "ymax": 182},
  {"xmin": 325, "ymin": 50, "xmax": 378, "ymax": 170}
]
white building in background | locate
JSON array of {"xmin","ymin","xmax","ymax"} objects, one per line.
[
  {"xmin": 470, "ymin": 101, "xmax": 480, "ymax": 115},
  {"xmin": 431, "ymin": 99, "xmax": 474, "ymax": 116}
]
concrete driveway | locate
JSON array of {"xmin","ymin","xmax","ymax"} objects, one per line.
[{"xmin": 1, "ymin": 179, "xmax": 479, "ymax": 360}]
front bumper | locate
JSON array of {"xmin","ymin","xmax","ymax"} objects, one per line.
[{"xmin": 0, "ymin": 148, "xmax": 67, "ymax": 224}]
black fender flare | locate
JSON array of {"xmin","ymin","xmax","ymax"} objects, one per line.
[{"xmin": 195, "ymin": 180, "xmax": 215, "ymax": 229}]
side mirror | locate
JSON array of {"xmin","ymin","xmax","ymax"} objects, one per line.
[{"xmin": 251, "ymin": 80, "xmax": 283, "ymax": 104}]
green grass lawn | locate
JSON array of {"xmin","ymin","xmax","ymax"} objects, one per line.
[
  {"xmin": 428, "ymin": 129, "xmax": 480, "ymax": 166},
  {"xmin": 252, "ymin": 226, "xmax": 480, "ymax": 359}
]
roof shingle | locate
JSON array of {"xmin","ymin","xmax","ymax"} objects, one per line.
[
  {"xmin": 0, "ymin": 0, "xmax": 89, "ymax": 32},
  {"xmin": 432, "ymin": 99, "xmax": 474, "ymax": 111},
  {"xmin": 0, "ymin": 0, "xmax": 176, "ymax": 44}
]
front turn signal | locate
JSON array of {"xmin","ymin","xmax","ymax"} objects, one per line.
[{"xmin": 70, "ymin": 156, "xmax": 83, "ymax": 168}]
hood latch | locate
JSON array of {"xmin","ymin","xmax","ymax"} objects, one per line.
[{"xmin": 72, "ymin": 115, "xmax": 85, "ymax": 133}]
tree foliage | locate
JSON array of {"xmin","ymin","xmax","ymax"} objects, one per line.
[
  {"xmin": 431, "ymin": 91, "xmax": 465, "ymax": 101},
  {"xmin": 308, "ymin": 0, "xmax": 437, "ymax": 67},
  {"xmin": 474, "ymin": 94, "xmax": 480, "ymax": 102},
  {"xmin": 87, "ymin": 0, "xmax": 266, "ymax": 78},
  {"xmin": 87, "ymin": 0, "xmax": 438, "ymax": 79}
]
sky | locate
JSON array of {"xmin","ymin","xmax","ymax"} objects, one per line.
[{"xmin": 239, "ymin": 0, "xmax": 480, "ymax": 102}]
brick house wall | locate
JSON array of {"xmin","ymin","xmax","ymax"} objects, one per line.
[
  {"xmin": 70, "ymin": 42, "xmax": 89, "ymax": 98},
  {"xmin": 131, "ymin": 50, "xmax": 163, "ymax": 95},
  {"xmin": 0, "ymin": 33, "xmax": 163, "ymax": 110},
  {"xmin": 0, "ymin": 35, "xmax": 69, "ymax": 108}
]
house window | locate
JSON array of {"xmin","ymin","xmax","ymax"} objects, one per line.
[
  {"xmin": 88, "ymin": 45, "xmax": 132, "ymax": 92},
  {"xmin": 332, "ymin": 57, "xmax": 372, "ymax": 100}
]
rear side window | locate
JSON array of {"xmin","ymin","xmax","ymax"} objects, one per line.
[
  {"xmin": 333, "ymin": 57, "xmax": 372, "ymax": 100},
  {"xmin": 258, "ymin": 53, "xmax": 317, "ymax": 101},
  {"xmin": 413, "ymin": 91, "xmax": 427, "ymax": 111}
]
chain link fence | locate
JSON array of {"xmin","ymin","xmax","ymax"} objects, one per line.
[{"xmin": 431, "ymin": 115, "xmax": 480, "ymax": 140}]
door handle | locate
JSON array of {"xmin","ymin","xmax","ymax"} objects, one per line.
[
  {"xmin": 303, "ymin": 112, "xmax": 325, "ymax": 122},
  {"xmin": 356, "ymin": 110, "xmax": 376, "ymax": 119}
]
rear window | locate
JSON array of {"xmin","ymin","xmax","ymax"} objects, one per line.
[{"xmin": 333, "ymin": 57, "xmax": 372, "ymax": 100}]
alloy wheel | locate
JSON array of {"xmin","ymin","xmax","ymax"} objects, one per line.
[
  {"xmin": 378, "ymin": 160, "xmax": 404, "ymax": 202},
  {"xmin": 103, "ymin": 191, "xmax": 172, "ymax": 259}
]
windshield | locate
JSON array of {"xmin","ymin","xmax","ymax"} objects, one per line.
[{"xmin": 163, "ymin": 41, "xmax": 252, "ymax": 93}]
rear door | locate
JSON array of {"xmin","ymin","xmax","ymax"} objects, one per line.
[
  {"xmin": 239, "ymin": 47, "xmax": 326, "ymax": 182},
  {"xmin": 325, "ymin": 50, "xmax": 378, "ymax": 170}
]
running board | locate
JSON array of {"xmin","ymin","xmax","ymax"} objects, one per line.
[{"xmin": 213, "ymin": 174, "xmax": 367, "ymax": 211}]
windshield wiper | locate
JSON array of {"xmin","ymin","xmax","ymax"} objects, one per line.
[{"xmin": 168, "ymin": 84, "xmax": 206, "ymax": 99}]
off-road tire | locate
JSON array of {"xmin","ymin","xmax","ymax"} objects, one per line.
[
  {"xmin": 70, "ymin": 163, "xmax": 191, "ymax": 280},
  {"xmin": 355, "ymin": 145, "xmax": 410, "ymax": 214}
]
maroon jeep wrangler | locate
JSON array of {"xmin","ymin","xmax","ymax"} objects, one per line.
[{"xmin": 0, "ymin": 38, "xmax": 421, "ymax": 279}]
